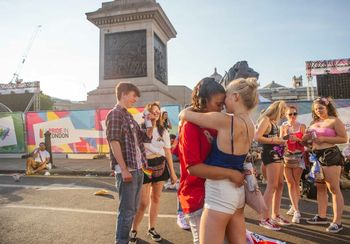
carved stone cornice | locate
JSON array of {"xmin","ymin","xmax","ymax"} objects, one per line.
[{"xmin": 86, "ymin": 1, "xmax": 176, "ymax": 40}]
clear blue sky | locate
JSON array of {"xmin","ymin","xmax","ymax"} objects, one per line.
[{"xmin": 0, "ymin": 0, "xmax": 349, "ymax": 101}]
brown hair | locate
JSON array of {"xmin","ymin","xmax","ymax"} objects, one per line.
[
  {"xmin": 116, "ymin": 82, "xmax": 140, "ymax": 101},
  {"xmin": 144, "ymin": 102, "xmax": 165, "ymax": 136},
  {"xmin": 191, "ymin": 77, "xmax": 225, "ymax": 112},
  {"xmin": 226, "ymin": 77, "xmax": 259, "ymax": 110},
  {"xmin": 286, "ymin": 105, "xmax": 297, "ymax": 112},
  {"xmin": 311, "ymin": 97, "xmax": 338, "ymax": 122}
]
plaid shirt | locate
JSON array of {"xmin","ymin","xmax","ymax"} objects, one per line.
[{"xmin": 106, "ymin": 104, "xmax": 150, "ymax": 170}]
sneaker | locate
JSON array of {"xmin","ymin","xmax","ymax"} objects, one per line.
[
  {"xmin": 306, "ymin": 215, "xmax": 328, "ymax": 225},
  {"xmin": 259, "ymin": 218, "xmax": 281, "ymax": 231},
  {"xmin": 148, "ymin": 228, "xmax": 162, "ymax": 242},
  {"xmin": 272, "ymin": 215, "xmax": 291, "ymax": 226},
  {"xmin": 177, "ymin": 212, "xmax": 190, "ymax": 230},
  {"xmin": 44, "ymin": 171, "xmax": 51, "ymax": 176},
  {"xmin": 292, "ymin": 211, "xmax": 301, "ymax": 224},
  {"xmin": 286, "ymin": 206, "xmax": 295, "ymax": 216},
  {"xmin": 326, "ymin": 223, "xmax": 343, "ymax": 233},
  {"xmin": 129, "ymin": 230, "xmax": 137, "ymax": 244}
]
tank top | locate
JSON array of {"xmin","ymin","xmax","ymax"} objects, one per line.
[
  {"xmin": 285, "ymin": 123, "xmax": 304, "ymax": 152},
  {"xmin": 262, "ymin": 122, "xmax": 279, "ymax": 151},
  {"xmin": 205, "ymin": 115, "xmax": 247, "ymax": 171}
]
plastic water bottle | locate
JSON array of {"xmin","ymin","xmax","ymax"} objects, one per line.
[
  {"xmin": 243, "ymin": 162, "xmax": 258, "ymax": 191},
  {"xmin": 143, "ymin": 110, "xmax": 153, "ymax": 128}
]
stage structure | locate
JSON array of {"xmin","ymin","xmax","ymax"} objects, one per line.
[
  {"xmin": 306, "ymin": 58, "xmax": 350, "ymax": 100},
  {"xmin": 0, "ymin": 81, "xmax": 40, "ymax": 112}
]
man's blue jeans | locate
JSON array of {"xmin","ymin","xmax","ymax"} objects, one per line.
[{"xmin": 115, "ymin": 169, "xmax": 144, "ymax": 244}]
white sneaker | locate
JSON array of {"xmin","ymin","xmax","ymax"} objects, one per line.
[
  {"xmin": 292, "ymin": 211, "xmax": 301, "ymax": 224},
  {"xmin": 259, "ymin": 218, "xmax": 281, "ymax": 231},
  {"xmin": 272, "ymin": 215, "xmax": 291, "ymax": 226},
  {"xmin": 286, "ymin": 206, "xmax": 295, "ymax": 216},
  {"xmin": 44, "ymin": 171, "xmax": 51, "ymax": 176},
  {"xmin": 177, "ymin": 212, "xmax": 190, "ymax": 230}
]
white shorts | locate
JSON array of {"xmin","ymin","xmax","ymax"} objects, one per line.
[{"xmin": 204, "ymin": 179, "xmax": 245, "ymax": 214}]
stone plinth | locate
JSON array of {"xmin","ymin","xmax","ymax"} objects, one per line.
[{"xmin": 85, "ymin": 0, "xmax": 181, "ymax": 108}]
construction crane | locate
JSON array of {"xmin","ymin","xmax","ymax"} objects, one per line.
[{"xmin": 9, "ymin": 25, "xmax": 42, "ymax": 84}]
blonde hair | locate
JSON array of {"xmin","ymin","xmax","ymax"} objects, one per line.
[
  {"xmin": 258, "ymin": 100, "xmax": 286, "ymax": 123},
  {"xmin": 226, "ymin": 77, "xmax": 259, "ymax": 110}
]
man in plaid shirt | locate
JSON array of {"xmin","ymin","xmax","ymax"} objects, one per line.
[{"xmin": 106, "ymin": 82, "xmax": 154, "ymax": 244}]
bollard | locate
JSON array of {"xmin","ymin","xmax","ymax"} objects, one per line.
[{"xmin": 44, "ymin": 131, "xmax": 54, "ymax": 168}]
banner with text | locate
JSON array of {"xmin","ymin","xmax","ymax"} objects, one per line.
[
  {"xmin": 25, "ymin": 105, "xmax": 180, "ymax": 153},
  {"xmin": 0, "ymin": 112, "xmax": 25, "ymax": 153}
]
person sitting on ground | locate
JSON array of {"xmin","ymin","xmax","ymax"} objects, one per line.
[{"xmin": 26, "ymin": 142, "xmax": 50, "ymax": 175}]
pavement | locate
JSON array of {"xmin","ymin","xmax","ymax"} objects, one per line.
[{"xmin": 0, "ymin": 154, "xmax": 181, "ymax": 177}]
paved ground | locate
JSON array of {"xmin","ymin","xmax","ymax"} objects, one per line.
[
  {"xmin": 0, "ymin": 156, "xmax": 112, "ymax": 176},
  {"xmin": 1, "ymin": 174, "xmax": 350, "ymax": 244}
]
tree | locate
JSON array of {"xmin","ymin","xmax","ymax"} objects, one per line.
[{"xmin": 40, "ymin": 92, "xmax": 54, "ymax": 110}]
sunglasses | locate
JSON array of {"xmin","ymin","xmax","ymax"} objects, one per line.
[{"xmin": 288, "ymin": 112, "xmax": 298, "ymax": 116}]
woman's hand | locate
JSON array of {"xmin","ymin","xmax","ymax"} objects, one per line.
[
  {"xmin": 170, "ymin": 172, "xmax": 178, "ymax": 184},
  {"xmin": 228, "ymin": 170, "xmax": 245, "ymax": 187},
  {"xmin": 313, "ymin": 136, "xmax": 325, "ymax": 144},
  {"xmin": 276, "ymin": 138, "xmax": 287, "ymax": 145}
]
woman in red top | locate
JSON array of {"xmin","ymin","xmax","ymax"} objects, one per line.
[
  {"xmin": 280, "ymin": 105, "xmax": 306, "ymax": 224},
  {"xmin": 177, "ymin": 77, "xmax": 243, "ymax": 244}
]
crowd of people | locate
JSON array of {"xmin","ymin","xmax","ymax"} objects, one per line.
[{"xmin": 105, "ymin": 79, "xmax": 348, "ymax": 244}]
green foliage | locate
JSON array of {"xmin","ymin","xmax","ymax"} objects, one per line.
[{"xmin": 40, "ymin": 92, "xmax": 54, "ymax": 110}]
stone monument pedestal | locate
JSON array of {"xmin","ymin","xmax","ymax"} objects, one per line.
[{"xmin": 85, "ymin": 0, "xmax": 180, "ymax": 108}]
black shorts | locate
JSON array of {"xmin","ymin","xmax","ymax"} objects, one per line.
[
  {"xmin": 261, "ymin": 146, "xmax": 283, "ymax": 165},
  {"xmin": 312, "ymin": 146, "xmax": 344, "ymax": 167},
  {"xmin": 143, "ymin": 164, "xmax": 170, "ymax": 184}
]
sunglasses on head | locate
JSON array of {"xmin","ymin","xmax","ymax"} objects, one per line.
[{"xmin": 288, "ymin": 112, "xmax": 298, "ymax": 116}]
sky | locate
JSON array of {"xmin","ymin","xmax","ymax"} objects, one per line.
[{"xmin": 0, "ymin": 0, "xmax": 349, "ymax": 101}]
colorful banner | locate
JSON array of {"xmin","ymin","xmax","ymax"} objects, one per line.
[
  {"xmin": 25, "ymin": 105, "xmax": 180, "ymax": 154},
  {"xmin": 0, "ymin": 112, "xmax": 25, "ymax": 153}
]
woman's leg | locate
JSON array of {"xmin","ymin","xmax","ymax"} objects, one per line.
[
  {"xmin": 316, "ymin": 182, "xmax": 328, "ymax": 218},
  {"xmin": 225, "ymin": 207, "xmax": 246, "ymax": 244},
  {"xmin": 131, "ymin": 183, "xmax": 151, "ymax": 231},
  {"xmin": 263, "ymin": 163, "xmax": 281, "ymax": 219},
  {"xmin": 284, "ymin": 167, "xmax": 303, "ymax": 212},
  {"xmin": 149, "ymin": 181, "xmax": 165, "ymax": 229},
  {"xmin": 323, "ymin": 166, "xmax": 344, "ymax": 225},
  {"xmin": 199, "ymin": 208, "xmax": 231, "ymax": 244},
  {"xmin": 262, "ymin": 162, "xmax": 282, "ymax": 219},
  {"xmin": 272, "ymin": 162, "xmax": 284, "ymax": 218},
  {"xmin": 284, "ymin": 167, "xmax": 296, "ymax": 211}
]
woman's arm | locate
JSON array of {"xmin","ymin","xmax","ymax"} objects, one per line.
[
  {"xmin": 254, "ymin": 117, "xmax": 285, "ymax": 144},
  {"xmin": 280, "ymin": 124, "xmax": 288, "ymax": 138},
  {"xmin": 164, "ymin": 147, "xmax": 178, "ymax": 184},
  {"xmin": 179, "ymin": 108, "xmax": 228, "ymax": 131},
  {"xmin": 167, "ymin": 119, "xmax": 172, "ymax": 130},
  {"xmin": 187, "ymin": 163, "xmax": 244, "ymax": 186}
]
